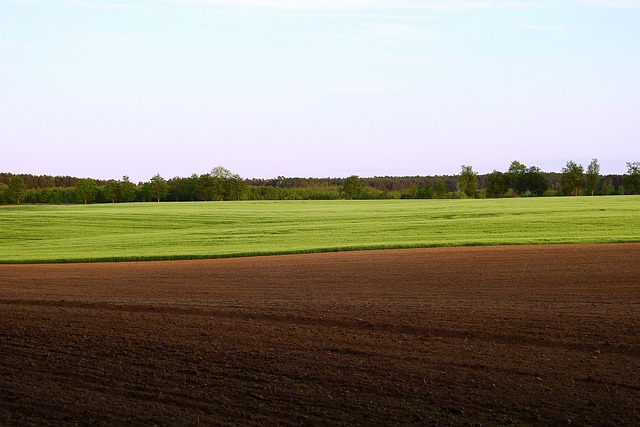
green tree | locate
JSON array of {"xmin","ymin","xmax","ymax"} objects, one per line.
[
  {"xmin": 209, "ymin": 166, "xmax": 246, "ymax": 201},
  {"xmin": 7, "ymin": 176, "xmax": 26, "ymax": 204},
  {"xmin": 149, "ymin": 174, "xmax": 169, "ymax": 202},
  {"xmin": 118, "ymin": 176, "xmax": 137, "ymax": 202},
  {"xmin": 137, "ymin": 181, "xmax": 154, "ymax": 202},
  {"xmin": 507, "ymin": 160, "xmax": 527, "ymax": 196},
  {"xmin": 416, "ymin": 186, "xmax": 435, "ymax": 199},
  {"xmin": 168, "ymin": 177, "xmax": 185, "ymax": 201},
  {"xmin": 458, "ymin": 165, "xmax": 478, "ymax": 198},
  {"xmin": 340, "ymin": 175, "xmax": 364, "ymax": 199},
  {"xmin": 168, "ymin": 175, "xmax": 200, "ymax": 201},
  {"xmin": 210, "ymin": 166, "xmax": 234, "ymax": 201},
  {"xmin": 585, "ymin": 158, "xmax": 600, "ymax": 196},
  {"xmin": 524, "ymin": 166, "xmax": 548, "ymax": 196},
  {"xmin": 0, "ymin": 182, "xmax": 8, "ymax": 204},
  {"xmin": 624, "ymin": 161, "xmax": 640, "ymax": 195},
  {"xmin": 227, "ymin": 174, "xmax": 247, "ymax": 201},
  {"xmin": 211, "ymin": 166, "xmax": 233, "ymax": 179},
  {"xmin": 197, "ymin": 173, "xmax": 216, "ymax": 201},
  {"xmin": 601, "ymin": 178, "xmax": 614, "ymax": 195},
  {"xmin": 401, "ymin": 187, "xmax": 419, "ymax": 199},
  {"xmin": 103, "ymin": 179, "xmax": 119, "ymax": 203},
  {"xmin": 562, "ymin": 161, "xmax": 584, "ymax": 196},
  {"xmin": 76, "ymin": 178, "xmax": 98, "ymax": 204},
  {"xmin": 186, "ymin": 174, "xmax": 201, "ymax": 201},
  {"xmin": 486, "ymin": 171, "xmax": 506, "ymax": 198},
  {"xmin": 435, "ymin": 178, "xmax": 447, "ymax": 199}
]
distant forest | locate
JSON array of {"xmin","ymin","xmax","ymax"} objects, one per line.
[{"xmin": 1, "ymin": 160, "xmax": 639, "ymax": 205}]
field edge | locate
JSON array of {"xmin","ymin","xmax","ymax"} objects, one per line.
[{"xmin": 3, "ymin": 239, "xmax": 640, "ymax": 265}]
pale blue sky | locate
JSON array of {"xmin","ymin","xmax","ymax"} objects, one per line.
[{"xmin": 1, "ymin": 0, "xmax": 638, "ymax": 181}]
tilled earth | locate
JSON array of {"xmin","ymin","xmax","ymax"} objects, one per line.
[{"xmin": 1, "ymin": 244, "xmax": 639, "ymax": 426}]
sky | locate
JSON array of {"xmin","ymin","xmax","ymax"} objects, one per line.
[{"xmin": 1, "ymin": 0, "xmax": 639, "ymax": 182}]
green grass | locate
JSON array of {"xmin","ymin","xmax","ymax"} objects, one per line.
[{"xmin": 1, "ymin": 197, "xmax": 639, "ymax": 263}]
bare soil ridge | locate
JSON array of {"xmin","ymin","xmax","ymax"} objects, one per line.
[{"xmin": 1, "ymin": 244, "xmax": 639, "ymax": 426}]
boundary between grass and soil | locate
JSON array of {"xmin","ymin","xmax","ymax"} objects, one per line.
[{"xmin": 3, "ymin": 240, "xmax": 640, "ymax": 265}]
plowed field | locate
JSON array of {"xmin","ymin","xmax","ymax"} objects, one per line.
[{"xmin": 1, "ymin": 244, "xmax": 639, "ymax": 426}]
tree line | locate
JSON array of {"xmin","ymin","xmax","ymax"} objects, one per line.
[
  {"xmin": 1, "ymin": 160, "xmax": 638, "ymax": 205},
  {"xmin": 450, "ymin": 160, "xmax": 638, "ymax": 200}
]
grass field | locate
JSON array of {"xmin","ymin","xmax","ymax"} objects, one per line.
[{"xmin": 1, "ymin": 197, "xmax": 639, "ymax": 263}]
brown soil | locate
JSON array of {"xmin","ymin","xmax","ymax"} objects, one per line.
[{"xmin": 1, "ymin": 244, "xmax": 639, "ymax": 426}]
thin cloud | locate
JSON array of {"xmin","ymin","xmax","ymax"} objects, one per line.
[
  {"xmin": 164, "ymin": 0, "xmax": 541, "ymax": 10},
  {"xmin": 298, "ymin": 23, "xmax": 437, "ymax": 44},
  {"xmin": 0, "ymin": 0, "xmax": 548, "ymax": 12},
  {"xmin": 498, "ymin": 21, "xmax": 566, "ymax": 32},
  {"xmin": 346, "ymin": 23, "xmax": 436, "ymax": 40},
  {"xmin": 262, "ymin": 84, "xmax": 416, "ymax": 95},
  {"xmin": 575, "ymin": 0, "xmax": 640, "ymax": 7},
  {"xmin": 0, "ymin": 0, "xmax": 145, "ymax": 8}
]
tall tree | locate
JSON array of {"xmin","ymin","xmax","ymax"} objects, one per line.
[
  {"xmin": 625, "ymin": 161, "xmax": 640, "ymax": 195},
  {"xmin": 198, "ymin": 167, "xmax": 246, "ymax": 201},
  {"xmin": 186, "ymin": 173, "xmax": 201, "ymax": 201},
  {"xmin": 197, "ymin": 173, "xmax": 216, "ymax": 201},
  {"xmin": 458, "ymin": 165, "xmax": 478, "ymax": 198},
  {"xmin": 562, "ymin": 161, "xmax": 584, "ymax": 196},
  {"xmin": 435, "ymin": 178, "xmax": 447, "ymax": 199},
  {"xmin": 416, "ymin": 186, "xmax": 435, "ymax": 199},
  {"xmin": 7, "ymin": 176, "xmax": 26, "ymax": 204},
  {"xmin": 486, "ymin": 171, "xmax": 506, "ymax": 198},
  {"xmin": 103, "ymin": 179, "xmax": 119, "ymax": 203},
  {"xmin": 524, "ymin": 166, "xmax": 548, "ymax": 196},
  {"xmin": 168, "ymin": 177, "xmax": 181, "ymax": 202},
  {"xmin": 227, "ymin": 174, "xmax": 247, "ymax": 201},
  {"xmin": 585, "ymin": 158, "xmax": 600, "ymax": 196},
  {"xmin": 210, "ymin": 166, "xmax": 233, "ymax": 201},
  {"xmin": 0, "ymin": 182, "xmax": 8, "ymax": 204},
  {"xmin": 341, "ymin": 175, "xmax": 364, "ymax": 200},
  {"xmin": 118, "ymin": 176, "xmax": 137, "ymax": 202},
  {"xmin": 76, "ymin": 178, "xmax": 98, "ymax": 204},
  {"xmin": 211, "ymin": 166, "xmax": 234, "ymax": 180},
  {"xmin": 149, "ymin": 174, "xmax": 169, "ymax": 202},
  {"xmin": 601, "ymin": 177, "xmax": 615, "ymax": 195},
  {"xmin": 168, "ymin": 175, "xmax": 201, "ymax": 201},
  {"xmin": 507, "ymin": 160, "xmax": 527, "ymax": 196}
]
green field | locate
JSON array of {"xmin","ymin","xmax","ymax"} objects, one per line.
[{"xmin": 1, "ymin": 197, "xmax": 639, "ymax": 263}]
